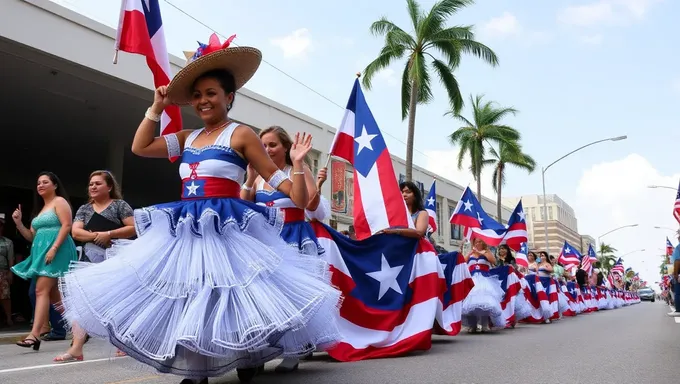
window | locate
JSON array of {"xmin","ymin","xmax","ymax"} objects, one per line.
[
  {"xmin": 312, "ymin": 159, "xmax": 319, "ymax": 177},
  {"xmin": 449, "ymin": 206, "xmax": 462, "ymax": 240},
  {"xmin": 548, "ymin": 206, "xmax": 553, "ymax": 221},
  {"xmin": 436, "ymin": 201, "xmax": 442, "ymax": 236}
]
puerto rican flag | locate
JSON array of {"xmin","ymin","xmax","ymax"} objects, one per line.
[
  {"xmin": 449, "ymin": 187, "xmax": 507, "ymax": 246},
  {"xmin": 557, "ymin": 240, "xmax": 581, "ymax": 270},
  {"xmin": 424, "ymin": 181, "xmax": 438, "ymax": 235},
  {"xmin": 515, "ymin": 242, "xmax": 529, "ymax": 269},
  {"xmin": 312, "ymin": 222, "xmax": 471, "ymax": 361},
  {"xmin": 328, "ymin": 79, "xmax": 412, "ymax": 240},
  {"xmin": 610, "ymin": 258, "xmax": 625, "ymax": 275},
  {"xmin": 674, "ymin": 179, "xmax": 680, "ymax": 225},
  {"xmin": 115, "ymin": 0, "xmax": 183, "ymax": 160},
  {"xmin": 502, "ymin": 200, "xmax": 527, "ymax": 251},
  {"xmin": 667, "ymin": 237, "xmax": 674, "ymax": 257}
]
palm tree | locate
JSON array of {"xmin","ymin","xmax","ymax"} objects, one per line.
[
  {"xmin": 597, "ymin": 243, "xmax": 617, "ymax": 272},
  {"xmin": 487, "ymin": 141, "xmax": 536, "ymax": 221},
  {"xmin": 447, "ymin": 94, "xmax": 520, "ymax": 200},
  {"xmin": 362, "ymin": 0, "xmax": 498, "ymax": 181}
]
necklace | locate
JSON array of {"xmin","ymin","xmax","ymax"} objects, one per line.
[{"xmin": 204, "ymin": 121, "xmax": 231, "ymax": 136}]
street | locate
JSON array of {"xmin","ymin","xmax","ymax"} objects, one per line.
[{"xmin": 0, "ymin": 302, "xmax": 677, "ymax": 384}]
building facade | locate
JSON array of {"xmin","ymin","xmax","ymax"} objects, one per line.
[
  {"xmin": 503, "ymin": 194, "xmax": 591, "ymax": 257},
  {"xmin": 0, "ymin": 0, "xmax": 512, "ymax": 252}
]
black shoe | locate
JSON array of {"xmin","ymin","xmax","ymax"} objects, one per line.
[
  {"xmin": 237, "ymin": 365, "xmax": 263, "ymax": 383},
  {"xmin": 274, "ymin": 357, "xmax": 299, "ymax": 373}
]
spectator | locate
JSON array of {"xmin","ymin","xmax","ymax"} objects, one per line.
[
  {"xmin": 0, "ymin": 214, "xmax": 14, "ymax": 327},
  {"xmin": 668, "ymin": 229, "xmax": 680, "ymax": 317}
]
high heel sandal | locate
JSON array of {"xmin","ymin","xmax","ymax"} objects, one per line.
[{"xmin": 16, "ymin": 334, "xmax": 41, "ymax": 351}]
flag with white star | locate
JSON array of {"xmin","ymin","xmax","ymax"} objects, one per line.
[
  {"xmin": 327, "ymin": 79, "xmax": 412, "ymax": 240},
  {"xmin": 425, "ymin": 180, "xmax": 438, "ymax": 235},
  {"xmin": 502, "ymin": 200, "xmax": 527, "ymax": 251},
  {"xmin": 557, "ymin": 240, "xmax": 582, "ymax": 269},
  {"xmin": 515, "ymin": 242, "xmax": 529, "ymax": 268},
  {"xmin": 449, "ymin": 187, "xmax": 507, "ymax": 246},
  {"xmin": 311, "ymin": 221, "xmax": 472, "ymax": 361}
]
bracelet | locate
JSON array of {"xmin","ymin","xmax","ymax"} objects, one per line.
[
  {"xmin": 241, "ymin": 185, "xmax": 253, "ymax": 191},
  {"xmin": 145, "ymin": 107, "xmax": 161, "ymax": 122},
  {"xmin": 267, "ymin": 169, "xmax": 288, "ymax": 190},
  {"xmin": 107, "ymin": 231, "xmax": 112, "ymax": 236},
  {"xmin": 292, "ymin": 171, "xmax": 305, "ymax": 175}
]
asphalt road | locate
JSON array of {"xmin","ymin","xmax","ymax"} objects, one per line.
[{"xmin": 0, "ymin": 302, "xmax": 677, "ymax": 384}]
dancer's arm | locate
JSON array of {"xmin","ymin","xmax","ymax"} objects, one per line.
[
  {"xmin": 306, "ymin": 167, "xmax": 326, "ymax": 211},
  {"xmin": 382, "ymin": 211, "xmax": 429, "ymax": 239},
  {"xmin": 131, "ymin": 86, "xmax": 193, "ymax": 159},
  {"xmin": 240, "ymin": 164, "xmax": 258, "ymax": 201},
  {"xmin": 46, "ymin": 198, "xmax": 73, "ymax": 264},
  {"xmin": 234, "ymin": 126, "xmax": 310, "ymax": 209}
]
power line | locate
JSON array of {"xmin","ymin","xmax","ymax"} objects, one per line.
[{"xmin": 162, "ymin": 0, "xmax": 436, "ymax": 162}]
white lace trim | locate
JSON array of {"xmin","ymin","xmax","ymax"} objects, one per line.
[{"xmin": 164, "ymin": 133, "xmax": 181, "ymax": 159}]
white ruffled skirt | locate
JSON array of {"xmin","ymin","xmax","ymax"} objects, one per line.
[
  {"xmin": 462, "ymin": 273, "xmax": 505, "ymax": 327},
  {"xmin": 59, "ymin": 198, "xmax": 342, "ymax": 378}
]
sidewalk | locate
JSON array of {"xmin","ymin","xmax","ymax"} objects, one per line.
[{"xmin": 0, "ymin": 324, "xmax": 34, "ymax": 344}]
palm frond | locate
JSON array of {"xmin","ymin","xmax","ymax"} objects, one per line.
[
  {"xmin": 457, "ymin": 38, "xmax": 499, "ymax": 66},
  {"xmin": 411, "ymin": 52, "xmax": 433, "ymax": 105},
  {"xmin": 431, "ymin": 58, "xmax": 463, "ymax": 113},
  {"xmin": 362, "ymin": 46, "xmax": 405, "ymax": 90},
  {"xmin": 406, "ymin": 0, "xmax": 422, "ymax": 31},
  {"xmin": 419, "ymin": 0, "xmax": 474, "ymax": 39},
  {"xmin": 370, "ymin": 18, "xmax": 408, "ymax": 37}
]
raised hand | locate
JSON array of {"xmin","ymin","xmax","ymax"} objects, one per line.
[
  {"xmin": 153, "ymin": 85, "xmax": 171, "ymax": 109},
  {"xmin": 11, "ymin": 205, "xmax": 22, "ymax": 225},
  {"xmin": 290, "ymin": 132, "xmax": 313, "ymax": 163}
]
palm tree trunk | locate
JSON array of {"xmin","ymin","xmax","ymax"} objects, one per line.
[
  {"xmin": 405, "ymin": 79, "xmax": 418, "ymax": 182},
  {"xmin": 476, "ymin": 177, "xmax": 481, "ymax": 204},
  {"xmin": 496, "ymin": 169, "xmax": 502, "ymax": 223}
]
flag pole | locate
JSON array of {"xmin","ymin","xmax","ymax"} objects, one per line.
[
  {"xmin": 325, "ymin": 72, "xmax": 362, "ymax": 169},
  {"xmin": 113, "ymin": 0, "xmax": 126, "ymax": 64}
]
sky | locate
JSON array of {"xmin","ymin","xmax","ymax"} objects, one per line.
[{"xmin": 51, "ymin": 0, "xmax": 679, "ymax": 287}]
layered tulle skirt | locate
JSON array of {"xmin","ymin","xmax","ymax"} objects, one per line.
[
  {"xmin": 461, "ymin": 272, "xmax": 505, "ymax": 327},
  {"xmin": 59, "ymin": 198, "xmax": 342, "ymax": 377}
]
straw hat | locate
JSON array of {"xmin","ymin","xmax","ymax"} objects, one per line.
[{"xmin": 166, "ymin": 33, "xmax": 261, "ymax": 105}]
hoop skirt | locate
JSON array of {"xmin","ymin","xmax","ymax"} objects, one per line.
[{"xmin": 59, "ymin": 198, "xmax": 342, "ymax": 377}]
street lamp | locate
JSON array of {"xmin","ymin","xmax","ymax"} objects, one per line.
[
  {"xmin": 597, "ymin": 224, "xmax": 639, "ymax": 249},
  {"xmin": 619, "ymin": 249, "xmax": 645, "ymax": 258},
  {"xmin": 654, "ymin": 226, "xmax": 677, "ymax": 232},
  {"xmin": 541, "ymin": 135, "xmax": 627, "ymax": 252},
  {"xmin": 647, "ymin": 185, "xmax": 676, "ymax": 191}
]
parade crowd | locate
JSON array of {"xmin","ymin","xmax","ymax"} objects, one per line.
[{"xmin": 0, "ymin": 34, "xmax": 641, "ymax": 384}]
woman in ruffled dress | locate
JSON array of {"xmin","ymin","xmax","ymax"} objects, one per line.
[
  {"xmin": 461, "ymin": 238, "xmax": 504, "ymax": 333},
  {"xmin": 59, "ymin": 35, "xmax": 341, "ymax": 384},
  {"xmin": 54, "ymin": 170, "xmax": 135, "ymax": 363},
  {"xmin": 11, "ymin": 172, "xmax": 78, "ymax": 351},
  {"xmin": 240, "ymin": 126, "xmax": 326, "ymax": 373},
  {"xmin": 381, "ymin": 181, "xmax": 430, "ymax": 239}
]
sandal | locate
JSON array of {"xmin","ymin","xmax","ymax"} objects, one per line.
[
  {"xmin": 16, "ymin": 334, "xmax": 41, "ymax": 351},
  {"xmin": 53, "ymin": 353, "xmax": 84, "ymax": 364}
]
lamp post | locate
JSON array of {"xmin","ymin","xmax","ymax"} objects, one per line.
[
  {"xmin": 597, "ymin": 224, "xmax": 638, "ymax": 257},
  {"xmin": 541, "ymin": 135, "xmax": 627, "ymax": 252},
  {"xmin": 647, "ymin": 185, "xmax": 676, "ymax": 191},
  {"xmin": 654, "ymin": 226, "xmax": 676, "ymax": 232}
]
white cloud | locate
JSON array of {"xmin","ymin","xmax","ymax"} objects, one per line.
[
  {"xmin": 557, "ymin": 0, "xmax": 663, "ymax": 27},
  {"xmin": 479, "ymin": 12, "xmax": 551, "ymax": 46},
  {"xmin": 375, "ymin": 68, "xmax": 400, "ymax": 87},
  {"xmin": 270, "ymin": 28, "xmax": 312, "ymax": 59},
  {"xmin": 574, "ymin": 153, "xmax": 679, "ymax": 286},
  {"xmin": 423, "ymin": 149, "xmax": 497, "ymax": 201},
  {"xmin": 672, "ymin": 77, "xmax": 680, "ymax": 92},
  {"xmin": 480, "ymin": 12, "xmax": 522, "ymax": 38},
  {"xmin": 580, "ymin": 34, "xmax": 604, "ymax": 45}
]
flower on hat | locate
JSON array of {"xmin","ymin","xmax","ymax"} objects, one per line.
[{"xmin": 183, "ymin": 33, "xmax": 237, "ymax": 64}]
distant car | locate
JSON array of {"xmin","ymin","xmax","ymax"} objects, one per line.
[{"xmin": 638, "ymin": 288, "xmax": 655, "ymax": 302}]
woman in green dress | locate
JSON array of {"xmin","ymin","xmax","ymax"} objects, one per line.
[{"xmin": 11, "ymin": 171, "xmax": 77, "ymax": 351}]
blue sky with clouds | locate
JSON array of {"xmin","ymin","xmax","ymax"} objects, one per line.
[{"xmin": 52, "ymin": 0, "xmax": 679, "ymax": 285}]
